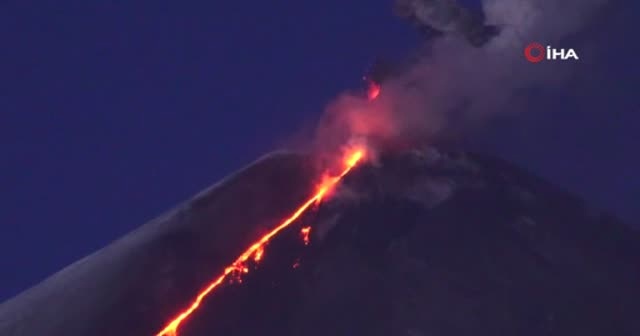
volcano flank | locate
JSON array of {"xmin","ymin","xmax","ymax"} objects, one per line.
[{"xmin": 1, "ymin": 147, "xmax": 638, "ymax": 336}]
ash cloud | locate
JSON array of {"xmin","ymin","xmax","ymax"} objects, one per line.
[{"xmin": 315, "ymin": 0, "xmax": 611, "ymax": 151}]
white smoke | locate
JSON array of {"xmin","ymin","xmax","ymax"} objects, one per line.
[{"xmin": 315, "ymin": 0, "xmax": 612, "ymax": 150}]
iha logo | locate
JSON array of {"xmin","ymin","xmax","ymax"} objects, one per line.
[{"xmin": 524, "ymin": 42, "xmax": 579, "ymax": 63}]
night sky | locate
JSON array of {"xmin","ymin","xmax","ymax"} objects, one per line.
[{"xmin": 1, "ymin": 1, "xmax": 637, "ymax": 301}]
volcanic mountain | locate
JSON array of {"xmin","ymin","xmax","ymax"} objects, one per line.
[{"xmin": 1, "ymin": 146, "xmax": 638, "ymax": 336}]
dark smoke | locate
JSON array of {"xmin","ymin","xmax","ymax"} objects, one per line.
[{"xmin": 315, "ymin": 0, "xmax": 614, "ymax": 149}]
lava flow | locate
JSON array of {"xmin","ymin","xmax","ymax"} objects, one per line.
[{"xmin": 155, "ymin": 148, "xmax": 365, "ymax": 336}]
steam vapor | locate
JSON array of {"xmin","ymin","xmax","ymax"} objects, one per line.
[{"xmin": 315, "ymin": 0, "xmax": 611, "ymax": 151}]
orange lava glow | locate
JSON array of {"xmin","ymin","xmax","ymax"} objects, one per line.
[
  {"xmin": 253, "ymin": 246, "xmax": 264, "ymax": 262},
  {"xmin": 300, "ymin": 226, "xmax": 311, "ymax": 245},
  {"xmin": 367, "ymin": 81, "xmax": 380, "ymax": 100},
  {"xmin": 155, "ymin": 148, "xmax": 366, "ymax": 336}
]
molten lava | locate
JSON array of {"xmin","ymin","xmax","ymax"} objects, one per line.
[
  {"xmin": 300, "ymin": 226, "xmax": 311, "ymax": 245},
  {"xmin": 367, "ymin": 80, "xmax": 381, "ymax": 100},
  {"xmin": 253, "ymin": 246, "xmax": 264, "ymax": 262},
  {"xmin": 155, "ymin": 148, "xmax": 365, "ymax": 336}
]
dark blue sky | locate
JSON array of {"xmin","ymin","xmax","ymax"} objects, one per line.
[{"xmin": 1, "ymin": 1, "xmax": 637, "ymax": 301}]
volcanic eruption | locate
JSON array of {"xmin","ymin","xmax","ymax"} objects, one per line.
[
  {"xmin": 154, "ymin": 147, "xmax": 366, "ymax": 336},
  {"xmin": 1, "ymin": 144, "xmax": 638, "ymax": 336},
  {"xmin": 1, "ymin": 0, "xmax": 639, "ymax": 335}
]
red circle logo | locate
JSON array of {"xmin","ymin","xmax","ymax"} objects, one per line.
[{"xmin": 524, "ymin": 42, "xmax": 545, "ymax": 63}]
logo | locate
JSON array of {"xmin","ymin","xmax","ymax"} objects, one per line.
[{"xmin": 524, "ymin": 42, "xmax": 579, "ymax": 63}]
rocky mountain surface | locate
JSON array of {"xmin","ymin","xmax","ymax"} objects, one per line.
[{"xmin": 1, "ymin": 146, "xmax": 638, "ymax": 336}]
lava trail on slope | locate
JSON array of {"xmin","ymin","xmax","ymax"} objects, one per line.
[
  {"xmin": 1, "ymin": 147, "xmax": 639, "ymax": 336},
  {"xmin": 155, "ymin": 148, "xmax": 365, "ymax": 336},
  {"xmin": 0, "ymin": 151, "xmax": 345, "ymax": 336}
]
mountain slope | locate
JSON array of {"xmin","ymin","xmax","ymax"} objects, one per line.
[
  {"xmin": 1, "ymin": 146, "xmax": 638, "ymax": 336},
  {"xmin": 0, "ymin": 151, "xmax": 317, "ymax": 336}
]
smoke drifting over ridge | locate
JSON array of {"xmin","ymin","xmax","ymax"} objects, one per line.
[{"xmin": 315, "ymin": 0, "xmax": 610, "ymax": 150}]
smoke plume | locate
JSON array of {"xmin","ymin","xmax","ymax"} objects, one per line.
[{"xmin": 315, "ymin": 0, "xmax": 612, "ymax": 152}]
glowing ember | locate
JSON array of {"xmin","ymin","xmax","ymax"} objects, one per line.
[
  {"xmin": 155, "ymin": 148, "xmax": 365, "ymax": 336},
  {"xmin": 367, "ymin": 81, "xmax": 380, "ymax": 100},
  {"xmin": 254, "ymin": 246, "xmax": 264, "ymax": 262},
  {"xmin": 300, "ymin": 226, "xmax": 311, "ymax": 245},
  {"xmin": 344, "ymin": 149, "xmax": 364, "ymax": 167}
]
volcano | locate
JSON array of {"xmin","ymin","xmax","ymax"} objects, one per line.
[{"xmin": 1, "ymin": 146, "xmax": 638, "ymax": 336}]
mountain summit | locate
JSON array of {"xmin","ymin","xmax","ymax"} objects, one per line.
[{"xmin": 1, "ymin": 146, "xmax": 638, "ymax": 336}]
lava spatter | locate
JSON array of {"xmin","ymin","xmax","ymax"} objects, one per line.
[{"xmin": 300, "ymin": 227, "xmax": 311, "ymax": 245}]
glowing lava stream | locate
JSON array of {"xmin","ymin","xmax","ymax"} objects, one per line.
[{"xmin": 155, "ymin": 148, "xmax": 365, "ymax": 336}]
